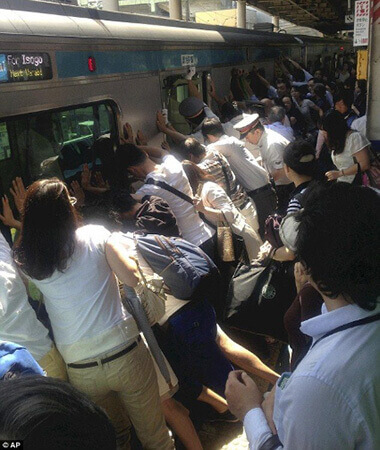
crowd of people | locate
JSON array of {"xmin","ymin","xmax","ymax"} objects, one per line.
[{"xmin": 0, "ymin": 52, "xmax": 379, "ymax": 450}]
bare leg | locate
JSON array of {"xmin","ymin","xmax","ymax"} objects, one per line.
[
  {"xmin": 162, "ymin": 398, "xmax": 203, "ymax": 450},
  {"xmin": 216, "ymin": 327, "xmax": 280, "ymax": 384},
  {"xmin": 197, "ymin": 385, "xmax": 228, "ymax": 414}
]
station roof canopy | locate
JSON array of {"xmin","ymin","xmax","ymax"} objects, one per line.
[{"xmin": 247, "ymin": 0, "xmax": 350, "ymax": 34}]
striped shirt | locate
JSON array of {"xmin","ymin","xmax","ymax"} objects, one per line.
[{"xmin": 198, "ymin": 150, "xmax": 248, "ymax": 209}]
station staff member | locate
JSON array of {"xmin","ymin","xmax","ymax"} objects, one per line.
[
  {"xmin": 202, "ymin": 117, "xmax": 276, "ymax": 240},
  {"xmin": 234, "ymin": 114, "xmax": 292, "ymax": 215}
]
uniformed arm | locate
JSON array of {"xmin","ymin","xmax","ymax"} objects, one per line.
[{"xmin": 105, "ymin": 234, "xmax": 140, "ymax": 288}]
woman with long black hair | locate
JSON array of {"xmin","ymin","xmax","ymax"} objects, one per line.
[
  {"xmin": 13, "ymin": 178, "xmax": 173, "ymax": 450},
  {"xmin": 322, "ymin": 110, "xmax": 370, "ymax": 183}
]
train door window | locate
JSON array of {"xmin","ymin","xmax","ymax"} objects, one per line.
[
  {"xmin": 162, "ymin": 73, "xmax": 203, "ymax": 135},
  {"xmin": 0, "ymin": 101, "xmax": 117, "ymax": 197}
]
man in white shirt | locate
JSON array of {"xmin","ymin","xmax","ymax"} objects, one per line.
[
  {"xmin": 202, "ymin": 118, "xmax": 276, "ymax": 240},
  {"xmin": 116, "ymin": 143, "xmax": 215, "ymax": 256},
  {"xmin": 265, "ymin": 106, "xmax": 294, "ymax": 142},
  {"xmin": 234, "ymin": 114, "xmax": 293, "ymax": 214},
  {"xmin": 225, "ymin": 182, "xmax": 380, "ymax": 450},
  {"xmin": 0, "ymin": 234, "xmax": 67, "ymax": 380}
]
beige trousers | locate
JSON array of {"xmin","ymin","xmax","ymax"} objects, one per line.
[
  {"xmin": 67, "ymin": 339, "xmax": 174, "ymax": 450},
  {"xmin": 38, "ymin": 345, "xmax": 68, "ymax": 381}
]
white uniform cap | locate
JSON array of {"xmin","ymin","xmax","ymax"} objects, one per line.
[{"xmin": 233, "ymin": 113, "xmax": 260, "ymax": 134}]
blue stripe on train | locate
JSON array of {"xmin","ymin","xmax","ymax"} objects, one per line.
[{"xmin": 56, "ymin": 48, "xmax": 248, "ymax": 79}]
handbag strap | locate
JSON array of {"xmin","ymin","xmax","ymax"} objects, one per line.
[
  {"xmin": 311, "ymin": 312, "xmax": 380, "ymax": 349},
  {"xmin": 215, "ymin": 153, "xmax": 232, "ymax": 197},
  {"xmin": 146, "ymin": 178, "xmax": 194, "ymax": 204}
]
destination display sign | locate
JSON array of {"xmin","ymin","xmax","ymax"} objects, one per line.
[{"xmin": 0, "ymin": 52, "xmax": 52, "ymax": 83}]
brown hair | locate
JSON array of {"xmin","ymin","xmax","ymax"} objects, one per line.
[
  {"xmin": 182, "ymin": 161, "xmax": 214, "ymax": 195},
  {"xmin": 14, "ymin": 178, "xmax": 81, "ymax": 280}
]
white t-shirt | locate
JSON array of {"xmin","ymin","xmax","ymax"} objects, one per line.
[
  {"xmin": 137, "ymin": 155, "xmax": 214, "ymax": 246},
  {"xmin": 332, "ymin": 131, "xmax": 370, "ymax": 183},
  {"xmin": 27, "ymin": 225, "xmax": 139, "ymax": 363},
  {"xmin": 207, "ymin": 135, "xmax": 269, "ymax": 191},
  {"xmin": 115, "ymin": 232, "xmax": 190, "ymax": 326},
  {"xmin": 0, "ymin": 234, "xmax": 52, "ymax": 361},
  {"xmin": 351, "ymin": 115, "xmax": 367, "ymax": 136},
  {"xmin": 255, "ymin": 128, "xmax": 291, "ymax": 185}
]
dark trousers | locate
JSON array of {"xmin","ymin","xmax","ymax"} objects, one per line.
[
  {"xmin": 249, "ymin": 187, "xmax": 277, "ymax": 240},
  {"xmin": 154, "ymin": 300, "xmax": 234, "ymax": 403}
]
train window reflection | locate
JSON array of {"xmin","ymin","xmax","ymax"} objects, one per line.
[{"xmin": 0, "ymin": 101, "xmax": 117, "ymax": 196}]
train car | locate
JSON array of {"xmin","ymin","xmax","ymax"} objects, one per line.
[{"xmin": 0, "ymin": 0, "xmax": 351, "ymax": 195}]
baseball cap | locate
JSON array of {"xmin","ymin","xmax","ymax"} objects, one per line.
[{"xmin": 179, "ymin": 97, "xmax": 205, "ymax": 118}]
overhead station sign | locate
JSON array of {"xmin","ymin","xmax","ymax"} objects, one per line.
[
  {"xmin": 0, "ymin": 52, "xmax": 52, "ymax": 83},
  {"xmin": 354, "ymin": 0, "xmax": 370, "ymax": 46}
]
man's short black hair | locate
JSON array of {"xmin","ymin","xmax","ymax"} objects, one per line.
[
  {"xmin": 0, "ymin": 376, "xmax": 116, "ymax": 450},
  {"xmin": 295, "ymin": 182, "xmax": 380, "ymax": 311},
  {"xmin": 116, "ymin": 143, "xmax": 147, "ymax": 170},
  {"xmin": 201, "ymin": 117, "xmax": 224, "ymax": 138},
  {"xmin": 178, "ymin": 137, "xmax": 206, "ymax": 160},
  {"xmin": 112, "ymin": 188, "xmax": 138, "ymax": 213},
  {"xmin": 334, "ymin": 89, "xmax": 354, "ymax": 108}
]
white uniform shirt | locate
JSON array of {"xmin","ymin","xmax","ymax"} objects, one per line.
[
  {"xmin": 137, "ymin": 155, "xmax": 214, "ymax": 246},
  {"xmin": 207, "ymin": 135, "xmax": 269, "ymax": 191},
  {"xmin": 244, "ymin": 302, "xmax": 380, "ymax": 450},
  {"xmin": 0, "ymin": 234, "xmax": 52, "ymax": 361},
  {"xmin": 265, "ymin": 122, "xmax": 294, "ymax": 142},
  {"xmin": 332, "ymin": 131, "xmax": 370, "ymax": 183},
  {"xmin": 254, "ymin": 128, "xmax": 291, "ymax": 185},
  {"xmin": 27, "ymin": 225, "xmax": 139, "ymax": 363},
  {"xmin": 222, "ymin": 115, "xmax": 244, "ymax": 139}
]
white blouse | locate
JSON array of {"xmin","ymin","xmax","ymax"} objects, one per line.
[{"xmin": 332, "ymin": 131, "xmax": 370, "ymax": 183}]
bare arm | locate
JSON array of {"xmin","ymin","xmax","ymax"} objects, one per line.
[
  {"xmin": 217, "ymin": 328, "xmax": 279, "ymax": 384},
  {"xmin": 272, "ymin": 246, "xmax": 295, "ymax": 262},
  {"xmin": 209, "ymin": 79, "xmax": 226, "ymax": 107},
  {"xmin": 105, "ymin": 235, "xmax": 140, "ymax": 288},
  {"xmin": 187, "ymin": 79, "xmax": 202, "ymax": 100},
  {"xmin": 138, "ymin": 145, "xmax": 167, "ymax": 159},
  {"xmin": 156, "ymin": 111, "xmax": 187, "ymax": 143},
  {"xmin": 271, "ymin": 168, "xmax": 287, "ymax": 182},
  {"xmin": 326, "ymin": 147, "xmax": 370, "ymax": 181}
]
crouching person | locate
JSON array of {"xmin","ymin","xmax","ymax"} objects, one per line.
[{"xmin": 13, "ymin": 179, "xmax": 174, "ymax": 450}]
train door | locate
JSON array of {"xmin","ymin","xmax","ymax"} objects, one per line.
[{"xmin": 161, "ymin": 70, "xmax": 210, "ymax": 134}]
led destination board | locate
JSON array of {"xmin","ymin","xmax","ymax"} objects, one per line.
[{"xmin": 0, "ymin": 52, "xmax": 52, "ymax": 83}]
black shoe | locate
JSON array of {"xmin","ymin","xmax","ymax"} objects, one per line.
[{"xmin": 205, "ymin": 410, "xmax": 239, "ymax": 423}]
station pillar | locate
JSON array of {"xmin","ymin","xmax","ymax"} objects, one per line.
[
  {"xmin": 237, "ymin": 0, "xmax": 247, "ymax": 28},
  {"xmin": 367, "ymin": 0, "xmax": 380, "ymax": 150},
  {"xmin": 272, "ymin": 15, "xmax": 280, "ymax": 32},
  {"xmin": 169, "ymin": 0, "xmax": 182, "ymax": 20},
  {"xmin": 101, "ymin": 0, "xmax": 119, "ymax": 11}
]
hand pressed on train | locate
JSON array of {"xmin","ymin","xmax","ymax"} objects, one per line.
[
  {"xmin": 136, "ymin": 129, "xmax": 148, "ymax": 146},
  {"xmin": 70, "ymin": 180, "xmax": 85, "ymax": 208},
  {"xmin": 156, "ymin": 110, "xmax": 168, "ymax": 133},
  {"xmin": 0, "ymin": 195, "xmax": 20, "ymax": 230},
  {"xmin": 10, "ymin": 177, "xmax": 26, "ymax": 214},
  {"xmin": 81, "ymin": 164, "xmax": 91, "ymax": 190},
  {"xmin": 225, "ymin": 370, "xmax": 263, "ymax": 422},
  {"xmin": 123, "ymin": 122, "xmax": 135, "ymax": 144}
]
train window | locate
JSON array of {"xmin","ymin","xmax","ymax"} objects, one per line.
[
  {"xmin": 162, "ymin": 74, "xmax": 203, "ymax": 136},
  {"xmin": 0, "ymin": 101, "xmax": 117, "ymax": 196}
]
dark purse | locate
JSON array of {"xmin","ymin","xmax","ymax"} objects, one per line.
[
  {"xmin": 264, "ymin": 214, "xmax": 284, "ymax": 249},
  {"xmin": 223, "ymin": 259, "xmax": 297, "ymax": 343}
]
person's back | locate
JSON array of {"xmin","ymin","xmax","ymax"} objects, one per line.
[
  {"xmin": 28, "ymin": 224, "xmax": 137, "ymax": 362},
  {"xmin": 207, "ymin": 134, "xmax": 269, "ymax": 191},
  {"xmin": 136, "ymin": 154, "xmax": 214, "ymax": 247}
]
